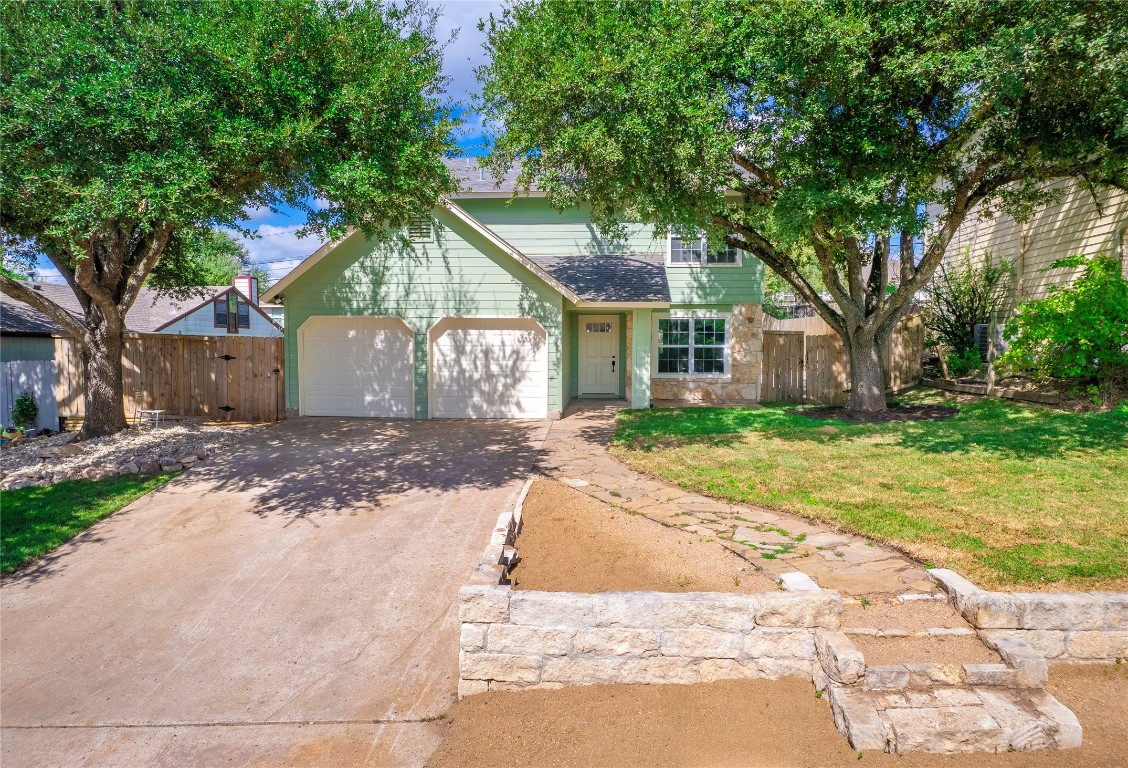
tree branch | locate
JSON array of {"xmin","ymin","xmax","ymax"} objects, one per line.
[{"xmin": 119, "ymin": 223, "xmax": 172, "ymax": 313}]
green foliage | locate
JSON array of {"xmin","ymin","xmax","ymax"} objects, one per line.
[
  {"xmin": 1000, "ymin": 255, "xmax": 1128, "ymax": 383},
  {"xmin": 1, "ymin": 473, "xmax": 173, "ymax": 573},
  {"xmin": 478, "ymin": 0, "xmax": 1127, "ymax": 409},
  {"xmin": 10, "ymin": 390, "xmax": 37, "ymax": 427},
  {"xmin": 1, "ymin": 0, "xmax": 457, "ymax": 251},
  {"xmin": 924, "ymin": 250, "xmax": 1013, "ymax": 355},
  {"xmin": 148, "ymin": 229, "xmax": 270, "ymax": 297},
  {"xmin": 946, "ymin": 347, "xmax": 984, "ymax": 379}
]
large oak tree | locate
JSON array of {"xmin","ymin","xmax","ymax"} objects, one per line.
[
  {"xmin": 479, "ymin": 0, "xmax": 1127, "ymax": 412},
  {"xmin": 1, "ymin": 0, "xmax": 456, "ymax": 436}
]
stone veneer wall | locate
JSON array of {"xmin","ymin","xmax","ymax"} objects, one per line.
[
  {"xmin": 458, "ymin": 586, "xmax": 841, "ymax": 698},
  {"xmin": 930, "ymin": 570, "xmax": 1128, "ymax": 664},
  {"xmin": 649, "ymin": 303, "xmax": 764, "ymax": 403}
]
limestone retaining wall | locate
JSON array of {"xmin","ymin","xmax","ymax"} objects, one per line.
[
  {"xmin": 458, "ymin": 585, "xmax": 841, "ymax": 698},
  {"xmin": 930, "ymin": 569, "xmax": 1128, "ymax": 664}
]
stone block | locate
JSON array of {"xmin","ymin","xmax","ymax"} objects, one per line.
[
  {"xmin": 756, "ymin": 591, "xmax": 841, "ymax": 628},
  {"xmin": 660, "ymin": 628, "xmax": 743, "ymax": 659},
  {"xmin": 1089, "ymin": 592, "xmax": 1128, "ymax": 629},
  {"xmin": 573, "ymin": 628, "xmax": 659, "ymax": 656},
  {"xmin": 742, "ymin": 628, "xmax": 815, "ymax": 659},
  {"xmin": 1030, "ymin": 690, "xmax": 1083, "ymax": 749},
  {"xmin": 620, "ymin": 657, "xmax": 701, "ymax": 685},
  {"xmin": 927, "ymin": 568, "xmax": 982, "ymax": 614},
  {"xmin": 509, "ymin": 591, "xmax": 599, "ymax": 628},
  {"xmin": 750, "ymin": 657, "xmax": 813, "ymax": 679},
  {"xmin": 865, "ymin": 665, "xmax": 910, "ymax": 690},
  {"xmin": 931, "ymin": 687, "xmax": 983, "ymax": 707},
  {"xmin": 966, "ymin": 592, "xmax": 1020, "ymax": 629},
  {"xmin": 976, "ymin": 689, "xmax": 1055, "ymax": 752},
  {"xmin": 886, "ymin": 705, "xmax": 1004, "ymax": 754},
  {"xmin": 487, "ymin": 624, "xmax": 573, "ymax": 656},
  {"xmin": 991, "ymin": 636, "xmax": 1047, "ymax": 687},
  {"xmin": 1014, "ymin": 592, "xmax": 1106, "ymax": 631},
  {"xmin": 963, "ymin": 663, "xmax": 1018, "ymax": 687},
  {"xmin": 460, "ymin": 652, "xmax": 542, "ymax": 684},
  {"xmin": 1065, "ymin": 630, "xmax": 1128, "ymax": 660},
  {"xmin": 1010, "ymin": 630, "xmax": 1066, "ymax": 658},
  {"xmin": 541, "ymin": 656, "xmax": 623, "ymax": 685},
  {"xmin": 815, "ymin": 630, "xmax": 865, "ymax": 684},
  {"xmin": 460, "ymin": 623, "xmax": 486, "ymax": 652},
  {"xmin": 600, "ymin": 592, "xmax": 757, "ymax": 631},
  {"xmin": 828, "ymin": 688, "xmax": 889, "ymax": 752},
  {"xmin": 458, "ymin": 585, "xmax": 511, "ymax": 623},
  {"xmin": 778, "ymin": 572, "xmax": 820, "ymax": 592},
  {"xmin": 697, "ymin": 658, "xmax": 762, "ymax": 682},
  {"xmin": 904, "ymin": 663, "xmax": 963, "ymax": 686},
  {"xmin": 457, "ymin": 678, "xmax": 489, "ymax": 699}
]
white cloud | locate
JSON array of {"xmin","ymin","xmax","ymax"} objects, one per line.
[
  {"xmin": 30, "ymin": 266, "xmax": 65, "ymax": 284},
  {"xmin": 431, "ymin": 1, "xmax": 504, "ymax": 109},
  {"xmin": 225, "ymin": 224, "xmax": 327, "ymax": 283}
]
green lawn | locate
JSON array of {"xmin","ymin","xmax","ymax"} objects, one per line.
[
  {"xmin": 611, "ymin": 390, "xmax": 1128, "ymax": 590},
  {"xmin": 1, "ymin": 474, "xmax": 174, "ymax": 573}
]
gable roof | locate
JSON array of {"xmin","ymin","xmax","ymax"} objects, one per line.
[
  {"xmin": 152, "ymin": 285, "xmax": 283, "ymax": 333},
  {"xmin": 1, "ymin": 282, "xmax": 227, "ymax": 336},
  {"xmin": 528, "ymin": 253, "xmax": 671, "ymax": 303}
]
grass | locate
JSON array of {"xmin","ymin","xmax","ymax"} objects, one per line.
[
  {"xmin": 611, "ymin": 390, "xmax": 1128, "ymax": 590},
  {"xmin": 1, "ymin": 474, "xmax": 174, "ymax": 573}
]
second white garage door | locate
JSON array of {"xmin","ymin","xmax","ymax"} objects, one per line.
[
  {"xmin": 298, "ymin": 316, "xmax": 414, "ymax": 417},
  {"xmin": 430, "ymin": 318, "xmax": 548, "ymax": 419}
]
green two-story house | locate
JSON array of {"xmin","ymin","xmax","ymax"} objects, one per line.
[{"xmin": 260, "ymin": 159, "xmax": 766, "ymax": 420}]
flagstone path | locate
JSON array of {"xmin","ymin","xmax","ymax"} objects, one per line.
[{"xmin": 538, "ymin": 402, "xmax": 937, "ymax": 598}]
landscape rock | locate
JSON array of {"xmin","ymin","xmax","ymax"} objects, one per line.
[
  {"xmin": 118, "ymin": 461, "xmax": 141, "ymax": 475},
  {"xmin": 815, "ymin": 629, "xmax": 865, "ymax": 684},
  {"xmin": 140, "ymin": 459, "xmax": 161, "ymax": 474}
]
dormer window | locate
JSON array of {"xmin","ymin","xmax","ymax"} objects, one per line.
[{"xmin": 667, "ymin": 232, "xmax": 740, "ymax": 266}]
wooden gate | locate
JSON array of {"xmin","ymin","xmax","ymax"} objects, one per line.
[
  {"xmin": 805, "ymin": 334, "xmax": 849, "ymax": 405},
  {"xmin": 56, "ymin": 334, "xmax": 285, "ymax": 423},
  {"xmin": 761, "ymin": 331, "xmax": 805, "ymax": 402}
]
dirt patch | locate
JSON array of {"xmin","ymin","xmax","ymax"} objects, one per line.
[
  {"xmin": 511, "ymin": 478, "xmax": 775, "ymax": 594},
  {"xmin": 851, "ymin": 634, "xmax": 1001, "ymax": 666},
  {"xmin": 429, "ymin": 665, "xmax": 1128, "ymax": 767},
  {"xmin": 841, "ymin": 599, "xmax": 970, "ymax": 632},
  {"xmin": 792, "ymin": 404, "xmax": 958, "ymax": 423}
]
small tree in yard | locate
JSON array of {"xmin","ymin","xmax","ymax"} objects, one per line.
[
  {"xmin": 479, "ymin": 0, "xmax": 1128, "ymax": 412},
  {"xmin": 924, "ymin": 250, "xmax": 1013, "ymax": 375},
  {"xmin": 1, "ymin": 0, "xmax": 457, "ymax": 437}
]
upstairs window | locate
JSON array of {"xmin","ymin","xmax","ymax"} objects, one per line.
[
  {"xmin": 668, "ymin": 233, "xmax": 740, "ymax": 265},
  {"xmin": 656, "ymin": 317, "xmax": 727, "ymax": 375},
  {"xmin": 237, "ymin": 299, "xmax": 251, "ymax": 328},
  {"xmin": 213, "ymin": 298, "xmax": 229, "ymax": 328}
]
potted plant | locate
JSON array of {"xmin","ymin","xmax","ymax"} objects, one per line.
[{"xmin": 11, "ymin": 391, "xmax": 39, "ymax": 437}]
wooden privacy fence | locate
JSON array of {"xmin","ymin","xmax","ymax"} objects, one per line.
[
  {"xmin": 761, "ymin": 314, "xmax": 924, "ymax": 405},
  {"xmin": 56, "ymin": 334, "xmax": 285, "ymax": 423}
]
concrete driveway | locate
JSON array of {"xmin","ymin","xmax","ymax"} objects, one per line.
[{"xmin": 1, "ymin": 417, "xmax": 549, "ymax": 768}]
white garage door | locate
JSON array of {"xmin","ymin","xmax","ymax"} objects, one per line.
[
  {"xmin": 430, "ymin": 318, "xmax": 548, "ymax": 419},
  {"xmin": 299, "ymin": 316, "xmax": 413, "ymax": 417}
]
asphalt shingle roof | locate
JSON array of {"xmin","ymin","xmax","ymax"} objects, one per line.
[
  {"xmin": 445, "ymin": 157, "xmax": 528, "ymax": 195},
  {"xmin": 528, "ymin": 253, "xmax": 670, "ymax": 303},
  {"xmin": 1, "ymin": 283, "xmax": 225, "ymax": 335}
]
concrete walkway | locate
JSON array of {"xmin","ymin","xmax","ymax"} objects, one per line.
[
  {"xmin": 1, "ymin": 417, "xmax": 550, "ymax": 768},
  {"xmin": 539, "ymin": 402, "xmax": 934, "ymax": 598}
]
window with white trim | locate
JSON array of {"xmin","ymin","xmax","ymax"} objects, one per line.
[
  {"xmin": 668, "ymin": 233, "xmax": 740, "ymax": 265},
  {"xmin": 656, "ymin": 317, "xmax": 727, "ymax": 375}
]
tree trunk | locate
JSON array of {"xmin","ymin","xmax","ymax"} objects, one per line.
[
  {"xmin": 846, "ymin": 332, "xmax": 888, "ymax": 413},
  {"xmin": 80, "ymin": 311, "xmax": 129, "ymax": 438}
]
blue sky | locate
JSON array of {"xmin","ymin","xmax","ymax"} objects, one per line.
[{"xmin": 35, "ymin": 1, "xmax": 504, "ymax": 285}]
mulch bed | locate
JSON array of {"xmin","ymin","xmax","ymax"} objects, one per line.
[{"xmin": 791, "ymin": 404, "xmax": 958, "ymax": 423}]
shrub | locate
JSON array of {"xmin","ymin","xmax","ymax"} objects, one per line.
[
  {"xmin": 946, "ymin": 347, "xmax": 984, "ymax": 378},
  {"xmin": 10, "ymin": 391, "xmax": 38, "ymax": 428},
  {"xmin": 924, "ymin": 249, "xmax": 1014, "ymax": 354},
  {"xmin": 1000, "ymin": 255, "xmax": 1128, "ymax": 384}
]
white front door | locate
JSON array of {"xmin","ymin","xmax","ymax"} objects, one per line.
[{"xmin": 579, "ymin": 315, "xmax": 619, "ymax": 395}]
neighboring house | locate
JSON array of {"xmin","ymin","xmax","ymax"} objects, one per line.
[
  {"xmin": 933, "ymin": 179, "xmax": 1128, "ymax": 307},
  {"xmin": 0, "ymin": 275, "xmax": 282, "ymax": 344},
  {"xmin": 261, "ymin": 158, "xmax": 765, "ymax": 420}
]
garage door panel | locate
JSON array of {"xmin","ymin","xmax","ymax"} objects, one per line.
[
  {"xmin": 431, "ymin": 318, "xmax": 548, "ymax": 419},
  {"xmin": 299, "ymin": 317, "xmax": 413, "ymax": 418}
]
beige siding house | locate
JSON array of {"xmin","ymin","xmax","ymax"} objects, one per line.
[{"xmin": 932, "ymin": 179, "xmax": 1128, "ymax": 308}]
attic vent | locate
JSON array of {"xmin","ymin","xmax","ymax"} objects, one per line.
[{"xmin": 407, "ymin": 216, "xmax": 432, "ymax": 243}]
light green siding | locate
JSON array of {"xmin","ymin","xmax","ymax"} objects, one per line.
[
  {"xmin": 630, "ymin": 309, "xmax": 652, "ymax": 407},
  {"xmin": 0, "ymin": 336, "xmax": 55, "ymax": 362},
  {"xmin": 457, "ymin": 198, "xmax": 662, "ymax": 255},
  {"xmin": 665, "ymin": 261, "xmax": 764, "ymax": 305},
  {"xmin": 281, "ymin": 206, "xmax": 564, "ymax": 417}
]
